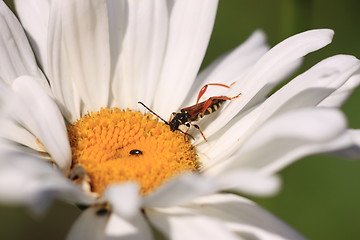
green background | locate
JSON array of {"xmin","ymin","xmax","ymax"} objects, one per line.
[{"xmin": 2, "ymin": 0, "xmax": 360, "ymax": 239}]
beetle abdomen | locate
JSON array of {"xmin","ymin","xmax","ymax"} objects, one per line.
[{"xmin": 203, "ymin": 101, "xmax": 223, "ymax": 115}]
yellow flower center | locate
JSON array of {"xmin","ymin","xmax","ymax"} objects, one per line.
[{"xmin": 67, "ymin": 108, "xmax": 199, "ymax": 196}]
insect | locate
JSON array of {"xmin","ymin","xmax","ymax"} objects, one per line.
[
  {"xmin": 138, "ymin": 83, "xmax": 241, "ymax": 141},
  {"xmin": 129, "ymin": 149, "xmax": 143, "ymax": 155}
]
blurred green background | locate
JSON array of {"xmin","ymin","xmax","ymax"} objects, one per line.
[{"xmin": 1, "ymin": 0, "xmax": 360, "ymax": 239}]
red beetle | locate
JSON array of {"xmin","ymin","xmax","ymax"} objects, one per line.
[{"xmin": 139, "ymin": 83, "xmax": 241, "ymax": 141}]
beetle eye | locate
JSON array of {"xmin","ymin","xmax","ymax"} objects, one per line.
[{"xmin": 129, "ymin": 149, "xmax": 143, "ymax": 155}]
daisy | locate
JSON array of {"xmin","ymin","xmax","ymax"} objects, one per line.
[{"xmin": 1, "ymin": 0, "xmax": 360, "ymax": 239}]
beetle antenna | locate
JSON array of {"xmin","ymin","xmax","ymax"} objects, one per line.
[{"xmin": 138, "ymin": 102, "xmax": 169, "ymax": 125}]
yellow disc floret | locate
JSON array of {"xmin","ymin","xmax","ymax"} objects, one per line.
[{"xmin": 67, "ymin": 108, "xmax": 199, "ymax": 196}]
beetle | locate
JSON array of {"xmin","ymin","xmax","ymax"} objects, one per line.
[
  {"xmin": 129, "ymin": 149, "xmax": 143, "ymax": 155},
  {"xmin": 138, "ymin": 83, "xmax": 241, "ymax": 141}
]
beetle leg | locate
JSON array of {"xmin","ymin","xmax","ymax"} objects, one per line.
[
  {"xmin": 201, "ymin": 98, "xmax": 214, "ymax": 116},
  {"xmin": 192, "ymin": 124, "xmax": 207, "ymax": 142},
  {"xmin": 169, "ymin": 112, "xmax": 177, "ymax": 122},
  {"xmin": 182, "ymin": 123, "xmax": 192, "ymax": 141},
  {"xmin": 209, "ymin": 93, "xmax": 242, "ymax": 101},
  {"xmin": 177, "ymin": 128, "xmax": 194, "ymax": 140},
  {"xmin": 196, "ymin": 83, "xmax": 232, "ymax": 104}
]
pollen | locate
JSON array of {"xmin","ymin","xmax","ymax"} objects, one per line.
[{"xmin": 67, "ymin": 108, "xmax": 199, "ymax": 196}]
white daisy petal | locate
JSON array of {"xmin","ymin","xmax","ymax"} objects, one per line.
[
  {"xmin": 112, "ymin": 0, "xmax": 168, "ymax": 110},
  {"xmin": 143, "ymin": 173, "xmax": 217, "ymax": 208},
  {"xmin": 105, "ymin": 212, "xmax": 153, "ymax": 240},
  {"xmin": 146, "ymin": 206, "xmax": 240, "ymax": 240},
  {"xmin": 189, "ymin": 193, "xmax": 306, "ymax": 240},
  {"xmin": 0, "ymin": 1, "xmax": 47, "ymax": 86},
  {"xmin": 202, "ymin": 54, "xmax": 360, "ymax": 161},
  {"xmin": 209, "ymin": 108, "xmax": 347, "ymax": 177},
  {"xmin": 184, "ymin": 30, "xmax": 269, "ymax": 107},
  {"xmin": 315, "ymin": 129, "xmax": 360, "ymax": 160},
  {"xmin": 14, "ymin": 0, "xmax": 50, "ymax": 71},
  {"xmin": 204, "ymin": 29, "xmax": 334, "ymax": 137},
  {"xmin": 213, "ymin": 169, "xmax": 281, "ymax": 197},
  {"xmin": 12, "ymin": 76, "xmax": 71, "ymax": 172},
  {"xmin": 103, "ymin": 182, "xmax": 141, "ymax": 219},
  {"xmin": 47, "ymin": 2, "xmax": 79, "ymax": 122},
  {"xmin": 256, "ymin": 55, "xmax": 360, "ymax": 121},
  {"xmin": 0, "ymin": 143, "xmax": 45, "ymax": 206},
  {"xmin": 153, "ymin": 0, "xmax": 219, "ymax": 116},
  {"xmin": 48, "ymin": 0, "xmax": 110, "ymax": 118},
  {"xmin": 0, "ymin": 82, "xmax": 41, "ymax": 151},
  {"xmin": 0, "ymin": 142, "xmax": 92, "ymax": 214},
  {"xmin": 0, "ymin": 119, "xmax": 41, "ymax": 151},
  {"xmin": 67, "ymin": 207, "xmax": 108, "ymax": 240},
  {"xmin": 106, "ymin": 0, "xmax": 126, "ymax": 70},
  {"xmin": 319, "ymin": 71, "xmax": 360, "ymax": 107}
]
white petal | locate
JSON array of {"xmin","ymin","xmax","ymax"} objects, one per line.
[
  {"xmin": 184, "ymin": 30, "xmax": 269, "ymax": 107},
  {"xmin": 0, "ymin": 119, "xmax": 42, "ymax": 151},
  {"xmin": 213, "ymin": 169, "xmax": 281, "ymax": 197},
  {"xmin": 207, "ymin": 108, "xmax": 347, "ymax": 177},
  {"xmin": 203, "ymin": 29, "xmax": 334, "ymax": 138},
  {"xmin": 47, "ymin": 2, "xmax": 79, "ymax": 122},
  {"xmin": 111, "ymin": 0, "xmax": 168, "ymax": 110},
  {"xmin": 0, "ymin": 145, "xmax": 45, "ymax": 206},
  {"xmin": 0, "ymin": 1, "xmax": 47, "ymax": 86},
  {"xmin": 319, "ymin": 70, "xmax": 360, "ymax": 107},
  {"xmin": 146, "ymin": 206, "xmax": 240, "ymax": 240},
  {"xmin": 12, "ymin": 76, "xmax": 71, "ymax": 172},
  {"xmin": 48, "ymin": 0, "xmax": 111, "ymax": 119},
  {"xmin": 106, "ymin": 0, "xmax": 127, "ymax": 71},
  {"xmin": 103, "ymin": 182, "xmax": 141, "ymax": 219},
  {"xmin": 256, "ymin": 55, "xmax": 360, "ymax": 119},
  {"xmin": 70, "ymin": 207, "xmax": 152, "ymax": 240},
  {"xmin": 143, "ymin": 173, "xmax": 216, "ymax": 208},
  {"xmin": 188, "ymin": 193, "xmax": 306, "ymax": 240},
  {"xmin": 105, "ymin": 212, "xmax": 153, "ymax": 240},
  {"xmin": 14, "ymin": 0, "xmax": 50, "ymax": 71},
  {"xmin": 318, "ymin": 129, "xmax": 360, "ymax": 160},
  {"xmin": 67, "ymin": 207, "xmax": 108, "ymax": 240},
  {"xmin": 201, "ymin": 54, "xmax": 360, "ymax": 163},
  {"xmin": 0, "ymin": 142, "xmax": 92, "ymax": 214},
  {"xmin": 153, "ymin": 0, "xmax": 219, "ymax": 116},
  {"xmin": 0, "ymin": 79, "xmax": 59, "ymax": 154}
]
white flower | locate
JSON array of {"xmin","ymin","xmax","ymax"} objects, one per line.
[{"xmin": 1, "ymin": 0, "xmax": 360, "ymax": 239}]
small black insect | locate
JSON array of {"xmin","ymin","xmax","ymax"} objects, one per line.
[{"xmin": 129, "ymin": 149, "xmax": 143, "ymax": 155}]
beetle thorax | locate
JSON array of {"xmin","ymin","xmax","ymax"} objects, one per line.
[{"xmin": 169, "ymin": 111, "xmax": 190, "ymax": 131}]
